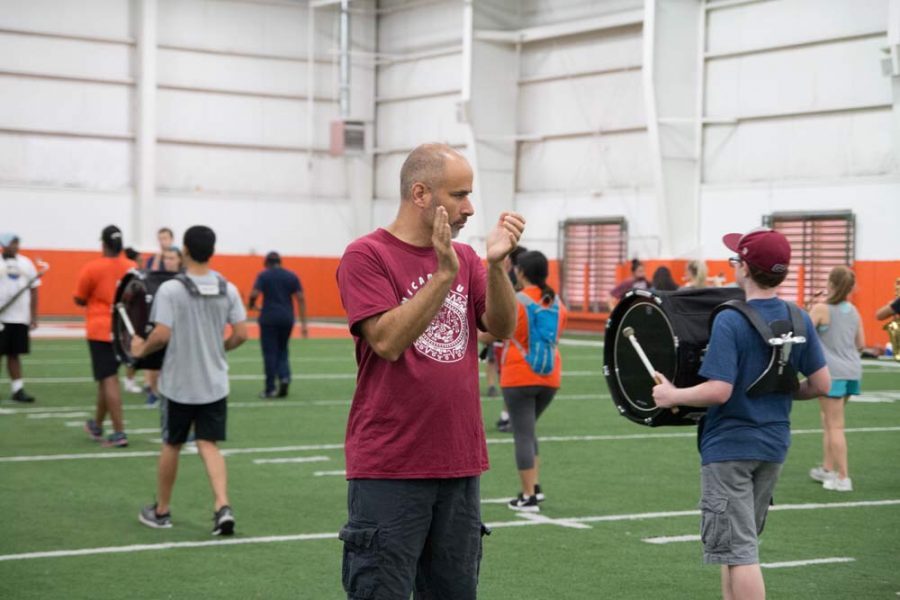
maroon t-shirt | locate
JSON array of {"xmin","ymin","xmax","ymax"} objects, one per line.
[{"xmin": 336, "ymin": 228, "xmax": 489, "ymax": 479}]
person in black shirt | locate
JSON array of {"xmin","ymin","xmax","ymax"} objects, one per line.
[{"xmin": 248, "ymin": 252, "xmax": 308, "ymax": 398}]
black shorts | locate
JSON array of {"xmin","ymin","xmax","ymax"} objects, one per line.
[
  {"xmin": 160, "ymin": 396, "xmax": 227, "ymax": 445},
  {"xmin": 88, "ymin": 341, "xmax": 119, "ymax": 381},
  {"xmin": 0, "ymin": 323, "xmax": 30, "ymax": 356}
]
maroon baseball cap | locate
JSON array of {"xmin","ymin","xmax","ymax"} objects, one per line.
[{"xmin": 722, "ymin": 228, "xmax": 791, "ymax": 274}]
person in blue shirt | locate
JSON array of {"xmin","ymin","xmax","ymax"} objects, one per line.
[
  {"xmin": 248, "ymin": 252, "xmax": 308, "ymax": 398},
  {"xmin": 653, "ymin": 228, "xmax": 830, "ymax": 600}
]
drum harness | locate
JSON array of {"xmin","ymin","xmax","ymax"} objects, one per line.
[
  {"xmin": 708, "ymin": 299, "xmax": 808, "ymax": 397},
  {"xmin": 173, "ymin": 272, "xmax": 228, "ymax": 298}
]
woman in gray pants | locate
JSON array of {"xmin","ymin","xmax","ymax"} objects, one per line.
[{"xmin": 499, "ymin": 251, "xmax": 567, "ymax": 513}]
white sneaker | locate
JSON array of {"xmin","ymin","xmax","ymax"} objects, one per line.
[
  {"xmin": 809, "ymin": 466, "xmax": 834, "ymax": 483},
  {"xmin": 122, "ymin": 378, "xmax": 143, "ymax": 394},
  {"xmin": 823, "ymin": 476, "xmax": 853, "ymax": 492}
]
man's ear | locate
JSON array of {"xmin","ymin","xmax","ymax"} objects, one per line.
[{"xmin": 411, "ymin": 181, "xmax": 429, "ymax": 208}]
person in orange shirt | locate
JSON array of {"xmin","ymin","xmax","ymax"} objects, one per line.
[
  {"xmin": 74, "ymin": 225, "xmax": 135, "ymax": 447},
  {"xmin": 500, "ymin": 250, "xmax": 567, "ymax": 513}
]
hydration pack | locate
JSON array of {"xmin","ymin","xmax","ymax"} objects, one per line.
[
  {"xmin": 709, "ymin": 299, "xmax": 807, "ymax": 397},
  {"xmin": 512, "ymin": 292, "xmax": 561, "ymax": 375}
]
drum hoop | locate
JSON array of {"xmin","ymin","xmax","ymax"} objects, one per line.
[{"xmin": 613, "ymin": 299, "xmax": 677, "ymax": 414}]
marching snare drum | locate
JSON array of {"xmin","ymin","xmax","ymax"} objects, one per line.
[
  {"xmin": 111, "ymin": 269, "xmax": 177, "ymax": 369},
  {"xmin": 603, "ymin": 287, "xmax": 745, "ymax": 426}
]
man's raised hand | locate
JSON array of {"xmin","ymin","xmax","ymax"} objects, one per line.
[
  {"xmin": 432, "ymin": 206, "xmax": 459, "ymax": 276},
  {"xmin": 486, "ymin": 212, "xmax": 526, "ymax": 264}
]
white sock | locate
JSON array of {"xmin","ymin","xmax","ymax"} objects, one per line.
[
  {"xmin": 500, "ymin": 411, "xmax": 509, "ymax": 421},
  {"xmin": 11, "ymin": 379, "xmax": 24, "ymax": 393}
]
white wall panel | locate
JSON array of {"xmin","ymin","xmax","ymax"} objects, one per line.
[
  {"xmin": 157, "ymin": 145, "xmax": 346, "ymax": 197},
  {"xmin": 157, "ymin": 89, "xmax": 337, "ymax": 148},
  {"xmin": 0, "ymin": 76, "xmax": 132, "ymax": 135},
  {"xmin": 0, "ymin": 134, "xmax": 131, "ymax": 189},
  {"xmin": 375, "ymin": 95, "xmax": 467, "ymax": 150},
  {"xmin": 700, "ymin": 181, "xmax": 900, "ymax": 261},
  {"xmin": 518, "ymin": 133, "xmax": 653, "ymax": 193},
  {"xmin": 706, "ymin": 0, "xmax": 888, "ymax": 55},
  {"xmin": 157, "ymin": 48, "xmax": 335, "ymax": 98},
  {"xmin": 377, "ymin": 53, "xmax": 463, "ymax": 98},
  {"xmin": 374, "ymin": 154, "xmax": 404, "ymax": 200},
  {"xmin": 519, "ymin": 27, "xmax": 642, "ymax": 80},
  {"xmin": 155, "ymin": 193, "xmax": 356, "ymax": 256},
  {"xmin": 0, "ymin": 33, "xmax": 132, "ymax": 81},
  {"xmin": 518, "ymin": 71, "xmax": 644, "ymax": 135},
  {"xmin": 706, "ymin": 36, "xmax": 891, "ymax": 118},
  {"xmin": 518, "ymin": 0, "xmax": 642, "ymax": 28},
  {"xmin": 0, "ymin": 0, "xmax": 132, "ymax": 39},
  {"xmin": 378, "ymin": 0, "xmax": 462, "ymax": 53},
  {"xmin": 703, "ymin": 109, "xmax": 895, "ymax": 182}
]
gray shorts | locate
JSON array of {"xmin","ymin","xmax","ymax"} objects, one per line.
[{"xmin": 700, "ymin": 460, "xmax": 782, "ymax": 565}]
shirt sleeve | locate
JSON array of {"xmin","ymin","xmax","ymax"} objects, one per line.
[
  {"xmin": 798, "ymin": 311, "xmax": 827, "ymax": 376},
  {"xmin": 227, "ymin": 283, "xmax": 247, "ymax": 324},
  {"xmin": 698, "ymin": 311, "xmax": 740, "ymax": 385},
  {"xmin": 252, "ymin": 273, "xmax": 264, "ymax": 292},
  {"xmin": 293, "ymin": 273, "xmax": 303, "ymax": 294},
  {"xmin": 20, "ymin": 257, "xmax": 41, "ymax": 288},
  {"xmin": 150, "ymin": 282, "xmax": 177, "ymax": 329},
  {"xmin": 337, "ymin": 247, "xmax": 399, "ymax": 336},
  {"xmin": 74, "ymin": 263, "xmax": 95, "ymax": 301}
]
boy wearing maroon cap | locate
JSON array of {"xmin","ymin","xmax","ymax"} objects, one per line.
[{"xmin": 653, "ymin": 228, "xmax": 831, "ymax": 600}]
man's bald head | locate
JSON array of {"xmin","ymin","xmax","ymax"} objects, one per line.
[{"xmin": 400, "ymin": 143, "xmax": 467, "ymax": 201}]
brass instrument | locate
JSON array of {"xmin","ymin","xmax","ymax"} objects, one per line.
[{"xmin": 885, "ymin": 277, "xmax": 900, "ymax": 362}]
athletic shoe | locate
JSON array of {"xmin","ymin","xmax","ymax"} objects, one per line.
[
  {"xmin": 84, "ymin": 419, "xmax": 103, "ymax": 442},
  {"xmin": 496, "ymin": 418, "xmax": 512, "ymax": 433},
  {"xmin": 102, "ymin": 432, "xmax": 129, "ymax": 448},
  {"xmin": 823, "ymin": 476, "xmax": 853, "ymax": 492},
  {"xmin": 487, "ymin": 386, "xmax": 498, "ymax": 398},
  {"xmin": 534, "ymin": 483, "xmax": 545, "ymax": 503},
  {"xmin": 123, "ymin": 378, "xmax": 143, "ymax": 394},
  {"xmin": 277, "ymin": 380, "xmax": 289, "ymax": 398},
  {"xmin": 508, "ymin": 493, "xmax": 540, "ymax": 513},
  {"xmin": 139, "ymin": 503, "xmax": 172, "ymax": 529},
  {"xmin": 145, "ymin": 392, "xmax": 159, "ymax": 406},
  {"xmin": 809, "ymin": 466, "xmax": 834, "ymax": 483},
  {"xmin": 11, "ymin": 389, "xmax": 35, "ymax": 403},
  {"xmin": 258, "ymin": 390, "xmax": 277, "ymax": 399},
  {"xmin": 212, "ymin": 505, "xmax": 235, "ymax": 536}
]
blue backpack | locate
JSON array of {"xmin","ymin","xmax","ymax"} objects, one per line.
[{"xmin": 512, "ymin": 292, "xmax": 561, "ymax": 375}]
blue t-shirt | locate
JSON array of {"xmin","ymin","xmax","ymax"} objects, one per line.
[
  {"xmin": 253, "ymin": 267, "xmax": 302, "ymax": 326},
  {"xmin": 698, "ymin": 298, "xmax": 826, "ymax": 465}
]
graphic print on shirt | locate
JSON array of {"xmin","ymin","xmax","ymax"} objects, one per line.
[{"xmin": 413, "ymin": 283, "xmax": 469, "ymax": 363}]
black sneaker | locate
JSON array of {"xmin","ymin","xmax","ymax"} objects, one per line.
[
  {"xmin": 508, "ymin": 493, "xmax": 539, "ymax": 513},
  {"xmin": 212, "ymin": 505, "xmax": 235, "ymax": 536},
  {"xmin": 84, "ymin": 419, "xmax": 103, "ymax": 442},
  {"xmin": 534, "ymin": 483, "xmax": 545, "ymax": 503},
  {"xmin": 139, "ymin": 503, "xmax": 172, "ymax": 529},
  {"xmin": 11, "ymin": 389, "xmax": 35, "ymax": 403},
  {"xmin": 258, "ymin": 390, "xmax": 277, "ymax": 399},
  {"xmin": 277, "ymin": 380, "xmax": 289, "ymax": 398},
  {"xmin": 496, "ymin": 418, "xmax": 511, "ymax": 433}
]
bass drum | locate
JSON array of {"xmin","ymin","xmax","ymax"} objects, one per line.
[
  {"xmin": 112, "ymin": 269, "xmax": 177, "ymax": 369},
  {"xmin": 603, "ymin": 286, "xmax": 745, "ymax": 426}
]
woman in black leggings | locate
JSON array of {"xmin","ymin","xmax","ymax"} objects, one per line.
[{"xmin": 500, "ymin": 251, "xmax": 567, "ymax": 513}]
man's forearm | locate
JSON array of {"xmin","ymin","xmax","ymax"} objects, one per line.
[
  {"xmin": 140, "ymin": 329, "xmax": 169, "ymax": 356},
  {"xmin": 363, "ymin": 271, "xmax": 455, "ymax": 361},
  {"xmin": 669, "ymin": 380, "xmax": 731, "ymax": 408},
  {"xmin": 483, "ymin": 261, "xmax": 516, "ymax": 339},
  {"xmin": 30, "ymin": 288, "xmax": 38, "ymax": 322}
]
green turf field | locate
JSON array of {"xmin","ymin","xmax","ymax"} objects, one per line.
[{"xmin": 1, "ymin": 336, "xmax": 898, "ymax": 599}]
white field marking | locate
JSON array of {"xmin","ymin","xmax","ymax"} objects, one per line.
[
  {"xmin": 3, "ymin": 499, "xmax": 892, "ymax": 563},
  {"xmin": 4, "ymin": 427, "xmax": 900, "ymax": 464},
  {"xmin": 513, "ymin": 512, "xmax": 592, "ymax": 530},
  {"xmin": 0, "ymin": 370, "xmax": 603, "ymax": 386},
  {"xmin": 558, "ymin": 338, "xmax": 603, "ymax": 348},
  {"xmin": 314, "ymin": 470, "xmax": 346, "ymax": 476},
  {"xmin": 761, "ymin": 557, "xmax": 855, "ymax": 569},
  {"xmin": 481, "ymin": 497, "xmax": 516, "ymax": 504},
  {"xmin": 26, "ymin": 412, "xmax": 89, "ymax": 419},
  {"xmin": 126, "ymin": 428, "xmax": 162, "ymax": 435},
  {"xmin": 252, "ymin": 455, "xmax": 330, "ymax": 465},
  {"xmin": 642, "ymin": 534, "xmax": 701, "ymax": 545}
]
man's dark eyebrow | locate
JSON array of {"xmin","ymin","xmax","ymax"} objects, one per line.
[{"xmin": 449, "ymin": 189, "xmax": 471, "ymax": 196}]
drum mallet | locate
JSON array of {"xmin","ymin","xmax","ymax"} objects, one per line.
[
  {"xmin": 115, "ymin": 303, "xmax": 137, "ymax": 337},
  {"xmin": 621, "ymin": 327, "xmax": 662, "ymax": 385}
]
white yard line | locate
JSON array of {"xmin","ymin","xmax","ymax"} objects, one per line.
[
  {"xmin": 26, "ymin": 412, "xmax": 90, "ymax": 419},
  {"xmin": 761, "ymin": 557, "xmax": 855, "ymax": 569},
  {"xmin": 0, "ymin": 500, "xmax": 893, "ymax": 563},
  {"xmin": 252, "ymin": 456, "xmax": 330, "ymax": 465},
  {"xmin": 314, "ymin": 470, "xmax": 346, "ymax": 477},
  {"xmin": 2, "ymin": 427, "xmax": 899, "ymax": 464},
  {"xmin": 642, "ymin": 534, "xmax": 701, "ymax": 544}
]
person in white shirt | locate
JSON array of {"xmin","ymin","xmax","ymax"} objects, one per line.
[{"xmin": 0, "ymin": 233, "xmax": 40, "ymax": 403}]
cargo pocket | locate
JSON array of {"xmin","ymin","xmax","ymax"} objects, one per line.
[
  {"xmin": 339, "ymin": 523, "xmax": 379, "ymax": 599},
  {"xmin": 700, "ymin": 496, "xmax": 731, "ymax": 553}
]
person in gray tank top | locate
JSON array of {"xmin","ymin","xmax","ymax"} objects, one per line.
[{"xmin": 809, "ymin": 266, "xmax": 865, "ymax": 492}]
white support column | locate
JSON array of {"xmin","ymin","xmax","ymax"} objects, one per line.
[
  {"xmin": 643, "ymin": 0, "xmax": 703, "ymax": 258},
  {"xmin": 134, "ymin": 0, "xmax": 157, "ymax": 249},
  {"xmin": 889, "ymin": 0, "xmax": 900, "ymax": 173}
]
